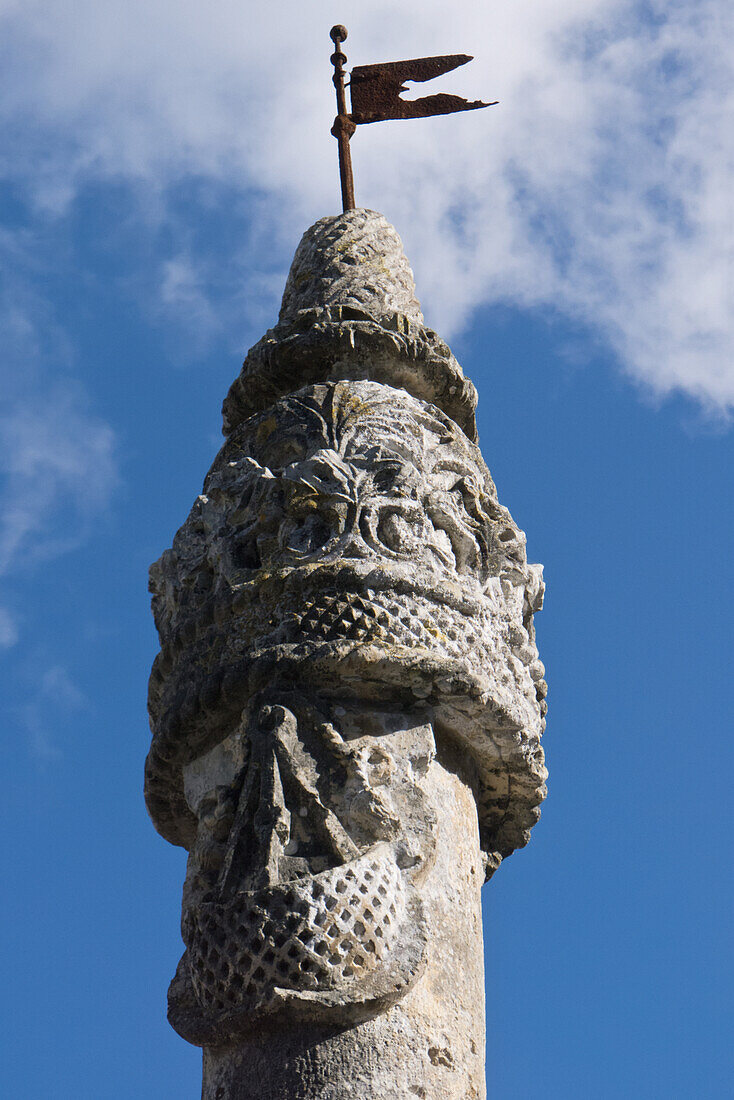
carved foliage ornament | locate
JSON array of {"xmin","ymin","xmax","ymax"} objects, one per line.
[{"xmin": 145, "ymin": 381, "xmax": 547, "ymax": 1041}]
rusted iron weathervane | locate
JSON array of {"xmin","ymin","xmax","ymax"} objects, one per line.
[{"xmin": 329, "ymin": 24, "xmax": 496, "ymax": 212}]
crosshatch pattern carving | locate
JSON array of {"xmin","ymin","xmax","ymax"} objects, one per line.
[
  {"xmin": 288, "ymin": 589, "xmax": 484, "ymax": 654},
  {"xmin": 186, "ymin": 847, "xmax": 404, "ymax": 1016}
]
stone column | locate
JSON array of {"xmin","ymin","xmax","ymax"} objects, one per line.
[{"xmin": 145, "ymin": 209, "xmax": 547, "ymax": 1100}]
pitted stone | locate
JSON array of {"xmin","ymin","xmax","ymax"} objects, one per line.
[
  {"xmin": 146, "ymin": 208, "xmax": 547, "ymax": 1100},
  {"xmin": 221, "ymin": 209, "xmax": 478, "ymax": 440},
  {"xmin": 185, "ymin": 843, "xmax": 405, "ymax": 1017},
  {"xmin": 279, "ymin": 209, "xmax": 424, "ymax": 327},
  {"xmin": 146, "ymin": 380, "xmax": 545, "ymax": 868}
]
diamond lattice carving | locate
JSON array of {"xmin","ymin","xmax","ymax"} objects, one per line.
[{"xmin": 186, "ymin": 847, "xmax": 404, "ymax": 1016}]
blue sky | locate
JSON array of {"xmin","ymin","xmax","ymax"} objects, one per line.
[{"xmin": 1, "ymin": 2, "xmax": 732, "ymax": 1097}]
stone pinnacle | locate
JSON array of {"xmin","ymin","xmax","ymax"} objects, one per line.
[
  {"xmin": 145, "ymin": 207, "xmax": 547, "ymax": 1100},
  {"xmin": 222, "ymin": 208, "xmax": 479, "ymax": 440}
]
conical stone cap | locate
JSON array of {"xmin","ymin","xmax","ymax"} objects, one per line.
[
  {"xmin": 278, "ymin": 209, "xmax": 424, "ymax": 327},
  {"xmin": 222, "ymin": 208, "xmax": 478, "ymax": 440}
]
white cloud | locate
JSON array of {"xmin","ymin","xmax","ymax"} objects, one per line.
[
  {"xmin": 0, "ymin": 0, "xmax": 731, "ymax": 409},
  {"xmin": 0, "ymin": 231, "xmax": 118, "ymax": 602},
  {"xmin": 20, "ymin": 705, "xmax": 63, "ymax": 761},
  {"xmin": 40, "ymin": 664, "xmax": 89, "ymax": 710},
  {"xmin": 0, "ymin": 389, "xmax": 117, "ymax": 575},
  {"xmin": 16, "ymin": 663, "xmax": 88, "ymax": 759},
  {"xmin": 0, "ymin": 606, "xmax": 18, "ymax": 649}
]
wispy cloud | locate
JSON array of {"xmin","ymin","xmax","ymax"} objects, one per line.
[
  {"xmin": 0, "ymin": 230, "xmax": 118, "ymax": 642},
  {"xmin": 17, "ymin": 663, "xmax": 89, "ymax": 760},
  {"xmin": 0, "ymin": 390, "xmax": 117, "ymax": 574},
  {"xmin": 0, "ymin": 0, "xmax": 731, "ymax": 409},
  {"xmin": 0, "ymin": 606, "xmax": 18, "ymax": 649}
]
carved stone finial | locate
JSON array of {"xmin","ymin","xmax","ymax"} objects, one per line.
[
  {"xmin": 221, "ymin": 208, "xmax": 479, "ymax": 440},
  {"xmin": 279, "ymin": 209, "xmax": 424, "ymax": 327},
  {"xmin": 146, "ymin": 211, "xmax": 547, "ymax": 1099}
]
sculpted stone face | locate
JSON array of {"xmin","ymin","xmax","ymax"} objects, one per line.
[{"xmin": 146, "ymin": 379, "xmax": 546, "ymax": 1045}]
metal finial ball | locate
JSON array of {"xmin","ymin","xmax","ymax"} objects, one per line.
[{"xmin": 330, "ymin": 25, "xmax": 348, "ymax": 43}]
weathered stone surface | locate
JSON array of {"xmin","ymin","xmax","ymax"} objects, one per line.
[
  {"xmin": 145, "ymin": 209, "xmax": 547, "ymax": 1099},
  {"xmin": 222, "ymin": 210, "xmax": 479, "ymax": 440},
  {"xmin": 199, "ymin": 735, "xmax": 485, "ymax": 1099},
  {"xmin": 279, "ymin": 209, "xmax": 424, "ymax": 327}
]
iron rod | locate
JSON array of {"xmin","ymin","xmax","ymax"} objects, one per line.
[{"xmin": 330, "ymin": 25, "xmax": 356, "ymax": 211}]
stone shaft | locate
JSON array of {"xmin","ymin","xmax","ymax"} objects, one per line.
[{"xmin": 145, "ymin": 209, "xmax": 547, "ymax": 1100}]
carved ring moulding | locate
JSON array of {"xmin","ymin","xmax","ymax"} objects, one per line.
[{"xmin": 145, "ymin": 378, "xmax": 547, "ymax": 1045}]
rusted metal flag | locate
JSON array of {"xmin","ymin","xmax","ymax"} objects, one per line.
[{"xmin": 329, "ymin": 25, "xmax": 496, "ymax": 211}]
